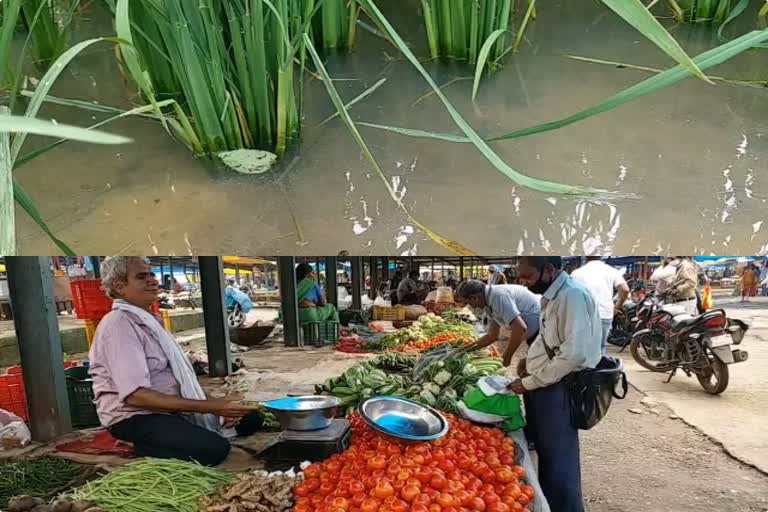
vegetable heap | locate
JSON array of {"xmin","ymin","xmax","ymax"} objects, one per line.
[
  {"xmin": 200, "ymin": 468, "xmax": 302, "ymax": 512},
  {"xmin": 0, "ymin": 457, "xmax": 82, "ymax": 509},
  {"xmin": 292, "ymin": 413, "xmax": 535, "ymax": 512},
  {"xmin": 392, "ymin": 333, "xmax": 472, "ymax": 353},
  {"xmin": 364, "ymin": 315, "xmax": 476, "ymax": 351},
  {"xmin": 73, "ymin": 458, "xmax": 233, "ymax": 512},
  {"xmin": 316, "ymin": 351, "xmax": 504, "ymax": 415}
]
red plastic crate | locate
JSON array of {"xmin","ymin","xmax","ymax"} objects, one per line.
[
  {"xmin": 70, "ymin": 279, "xmax": 113, "ymax": 320},
  {"xmin": 0, "ymin": 373, "xmax": 28, "ymax": 421}
]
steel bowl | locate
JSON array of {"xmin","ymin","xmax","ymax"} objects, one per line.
[
  {"xmin": 359, "ymin": 396, "xmax": 449, "ymax": 441},
  {"xmin": 263, "ymin": 395, "xmax": 342, "ymax": 431}
]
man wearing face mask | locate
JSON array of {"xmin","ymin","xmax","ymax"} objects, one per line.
[
  {"xmin": 455, "ymin": 280, "xmax": 540, "ymax": 370},
  {"xmin": 508, "ymin": 256, "xmax": 602, "ymax": 512}
]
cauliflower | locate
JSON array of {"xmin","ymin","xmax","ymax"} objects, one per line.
[
  {"xmin": 425, "ymin": 382, "xmax": 442, "ymax": 395},
  {"xmin": 433, "ymin": 370, "xmax": 452, "ymax": 386},
  {"xmin": 419, "ymin": 389, "xmax": 437, "ymax": 405},
  {"xmin": 462, "ymin": 363, "xmax": 478, "ymax": 376},
  {"xmin": 443, "ymin": 388, "xmax": 458, "ymax": 400}
]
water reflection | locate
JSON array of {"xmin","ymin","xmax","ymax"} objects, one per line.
[{"xmin": 13, "ymin": 0, "xmax": 768, "ymax": 255}]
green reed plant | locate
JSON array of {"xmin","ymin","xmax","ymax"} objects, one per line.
[
  {"xmin": 666, "ymin": 0, "xmax": 744, "ymax": 24},
  {"xmin": 21, "ymin": 0, "xmax": 81, "ymax": 68}
]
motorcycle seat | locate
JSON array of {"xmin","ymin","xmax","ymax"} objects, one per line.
[
  {"xmin": 671, "ymin": 314, "xmax": 697, "ymax": 329},
  {"xmin": 661, "ymin": 304, "xmax": 687, "ymax": 316}
]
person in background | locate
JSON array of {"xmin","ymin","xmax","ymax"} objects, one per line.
[
  {"xmin": 397, "ymin": 269, "xmax": 423, "ymax": 305},
  {"xmin": 650, "ymin": 257, "xmax": 676, "ymax": 295},
  {"xmin": 389, "ymin": 270, "xmax": 404, "ymax": 305},
  {"xmin": 664, "ymin": 257, "xmax": 698, "ymax": 315},
  {"xmin": 445, "ymin": 272, "xmax": 458, "ymax": 290},
  {"xmin": 90, "ymin": 257, "xmax": 264, "ymax": 466},
  {"xmin": 508, "ymin": 256, "xmax": 602, "ymax": 512},
  {"xmin": 488, "ymin": 265, "xmax": 507, "ymax": 285},
  {"xmin": 456, "ymin": 280, "xmax": 540, "ymax": 371},
  {"xmin": 760, "ymin": 261, "xmax": 768, "ymax": 297},
  {"xmin": 741, "ymin": 264, "xmax": 758, "ymax": 303},
  {"xmin": 571, "ymin": 257, "xmax": 630, "ymax": 355},
  {"xmin": 225, "ymin": 277, "xmax": 262, "ymax": 328},
  {"xmin": 295, "ymin": 263, "xmax": 339, "ymax": 322}
]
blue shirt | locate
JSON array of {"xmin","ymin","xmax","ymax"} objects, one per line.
[
  {"xmin": 305, "ymin": 283, "xmax": 323, "ymax": 304},
  {"xmin": 225, "ymin": 286, "xmax": 253, "ymax": 313}
]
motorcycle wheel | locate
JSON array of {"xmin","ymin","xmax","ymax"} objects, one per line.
[
  {"xmin": 630, "ymin": 332, "xmax": 671, "ymax": 373},
  {"xmin": 696, "ymin": 356, "xmax": 730, "ymax": 395}
]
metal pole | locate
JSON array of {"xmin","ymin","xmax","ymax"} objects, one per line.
[
  {"xmin": 370, "ymin": 257, "xmax": 379, "ymax": 300},
  {"xmin": 235, "ymin": 263, "xmax": 240, "ymax": 284},
  {"xmin": 460, "ymin": 257, "xmax": 464, "ymax": 280},
  {"xmin": 278, "ymin": 257, "xmax": 301, "ymax": 347},
  {"xmin": 351, "ymin": 257, "xmax": 363, "ymax": 311},
  {"xmin": 90, "ymin": 257, "xmax": 101, "ymax": 278},
  {"xmin": 325, "ymin": 257, "xmax": 338, "ymax": 308},
  {"xmin": 6, "ymin": 257, "xmax": 72, "ymax": 441},
  {"xmin": 168, "ymin": 257, "xmax": 174, "ymax": 288},
  {"xmin": 198, "ymin": 256, "xmax": 232, "ymax": 377}
]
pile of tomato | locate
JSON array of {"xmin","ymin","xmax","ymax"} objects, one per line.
[
  {"xmin": 292, "ymin": 413, "xmax": 534, "ymax": 512},
  {"xmin": 336, "ymin": 337, "xmax": 367, "ymax": 354},
  {"xmin": 392, "ymin": 334, "xmax": 473, "ymax": 353}
]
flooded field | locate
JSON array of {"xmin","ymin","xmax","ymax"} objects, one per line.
[{"xmin": 13, "ymin": 0, "xmax": 768, "ymax": 255}]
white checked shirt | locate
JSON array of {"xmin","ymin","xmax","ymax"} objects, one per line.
[{"xmin": 522, "ymin": 271, "xmax": 603, "ymax": 391}]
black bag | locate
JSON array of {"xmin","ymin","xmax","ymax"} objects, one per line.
[
  {"xmin": 541, "ymin": 339, "xmax": 628, "ymax": 430},
  {"xmin": 562, "ymin": 356, "xmax": 628, "ymax": 430}
]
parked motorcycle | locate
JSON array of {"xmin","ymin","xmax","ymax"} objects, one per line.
[{"xmin": 630, "ymin": 305, "xmax": 749, "ymax": 394}]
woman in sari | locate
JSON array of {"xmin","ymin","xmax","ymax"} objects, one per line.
[{"xmin": 296, "ymin": 263, "xmax": 339, "ymax": 323}]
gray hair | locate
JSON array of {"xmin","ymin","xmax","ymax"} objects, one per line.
[
  {"xmin": 455, "ymin": 279, "xmax": 485, "ymax": 300},
  {"xmin": 100, "ymin": 256, "xmax": 151, "ymax": 299}
]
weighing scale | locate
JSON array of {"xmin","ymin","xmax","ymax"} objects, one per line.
[{"xmin": 262, "ymin": 419, "xmax": 351, "ymax": 471}]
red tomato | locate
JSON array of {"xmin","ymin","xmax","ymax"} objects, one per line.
[
  {"xmin": 495, "ymin": 469, "xmax": 515, "ymax": 484},
  {"xmin": 438, "ymin": 460, "xmax": 456, "ymax": 473},
  {"xmin": 352, "ymin": 493, "xmax": 367, "ymax": 506},
  {"xmin": 454, "ymin": 490, "xmax": 472, "ymax": 507},
  {"xmin": 456, "ymin": 457, "xmax": 471, "ymax": 470},
  {"xmin": 305, "ymin": 464, "xmax": 322, "ymax": 479},
  {"xmin": 413, "ymin": 494, "xmax": 432, "ymax": 507},
  {"xmin": 412, "ymin": 506, "xmax": 430, "ymax": 512},
  {"xmin": 499, "ymin": 455, "xmax": 514, "ymax": 467},
  {"xmin": 401, "ymin": 485, "xmax": 421, "ymax": 502},
  {"xmin": 360, "ymin": 499, "xmax": 380, "ymax": 512},
  {"xmin": 295, "ymin": 503, "xmax": 312, "ymax": 512},
  {"xmin": 320, "ymin": 483, "xmax": 336, "ymax": 496},
  {"xmin": 468, "ymin": 496, "xmax": 487, "ymax": 511},
  {"xmin": 429, "ymin": 505, "xmax": 442, "ymax": 512},
  {"xmin": 520, "ymin": 485, "xmax": 534, "ymax": 500},
  {"xmin": 412, "ymin": 454, "xmax": 426, "ymax": 466},
  {"xmin": 503, "ymin": 484, "xmax": 521, "ymax": 499},
  {"xmin": 407, "ymin": 478, "xmax": 423, "ymax": 489},
  {"xmin": 349, "ymin": 482, "xmax": 366, "ymax": 495},
  {"xmin": 487, "ymin": 503, "xmax": 510, "ymax": 512},
  {"xmin": 294, "ymin": 483, "xmax": 312, "ymax": 497},
  {"xmin": 312, "ymin": 494, "xmax": 325, "ymax": 506},
  {"xmin": 326, "ymin": 460, "xmax": 343, "ymax": 473},
  {"xmin": 479, "ymin": 469, "xmax": 496, "ymax": 484},
  {"xmin": 516, "ymin": 494, "xmax": 529, "ymax": 506},
  {"xmin": 430, "ymin": 475, "xmax": 448, "ymax": 490},
  {"xmin": 512, "ymin": 467, "xmax": 526, "ymax": 479},
  {"xmin": 368, "ymin": 456, "xmax": 387, "ymax": 470},
  {"xmin": 436, "ymin": 493, "xmax": 456, "ymax": 508},
  {"xmin": 373, "ymin": 481, "xmax": 395, "ymax": 500},
  {"xmin": 482, "ymin": 493, "xmax": 500, "ymax": 507},
  {"xmin": 432, "ymin": 450, "xmax": 447, "ymax": 462},
  {"xmin": 331, "ymin": 498, "xmax": 350, "ymax": 511},
  {"xmin": 387, "ymin": 445, "xmax": 402, "ymax": 457}
]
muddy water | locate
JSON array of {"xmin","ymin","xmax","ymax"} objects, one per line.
[{"xmin": 13, "ymin": 0, "xmax": 768, "ymax": 255}]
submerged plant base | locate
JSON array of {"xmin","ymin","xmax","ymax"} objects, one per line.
[{"xmin": 217, "ymin": 149, "xmax": 278, "ymax": 175}]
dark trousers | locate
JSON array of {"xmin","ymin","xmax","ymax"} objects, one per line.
[
  {"xmin": 525, "ymin": 381, "xmax": 585, "ymax": 512},
  {"xmin": 110, "ymin": 412, "xmax": 263, "ymax": 466}
]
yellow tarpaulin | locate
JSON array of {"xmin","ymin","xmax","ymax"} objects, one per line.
[{"xmin": 222, "ymin": 256, "xmax": 275, "ymax": 266}]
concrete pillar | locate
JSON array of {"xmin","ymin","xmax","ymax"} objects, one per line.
[
  {"xmin": 6, "ymin": 256, "xmax": 72, "ymax": 441},
  {"xmin": 278, "ymin": 257, "xmax": 301, "ymax": 347},
  {"xmin": 324, "ymin": 257, "xmax": 338, "ymax": 308},
  {"xmin": 198, "ymin": 256, "xmax": 231, "ymax": 377}
]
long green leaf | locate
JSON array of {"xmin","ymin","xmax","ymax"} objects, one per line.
[
  {"xmin": 318, "ymin": 78, "xmax": 387, "ymax": 126},
  {"xmin": 0, "ymin": 106, "xmax": 13, "ymax": 255},
  {"xmin": 717, "ymin": 0, "xmax": 749, "ymax": 41},
  {"xmin": 359, "ymin": 122, "xmax": 472, "ymax": 143},
  {"xmin": 13, "ymin": 179, "xmax": 75, "ymax": 255},
  {"xmin": 359, "ymin": 0, "xmax": 611, "ymax": 197},
  {"xmin": 472, "ymin": 29, "xmax": 508, "ymax": 101},
  {"xmin": 0, "ymin": 115, "xmax": 132, "ymax": 144},
  {"xmin": 305, "ymin": 34, "xmax": 477, "ymax": 256},
  {"xmin": 362, "ymin": 29, "xmax": 768, "ymax": 145},
  {"xmin": 11, "ymin": 37, "xmax": 110, "ymax": 162},
  {"xmin": 600, "ymin": 0, "xmax": 712, "ymax": 84}
]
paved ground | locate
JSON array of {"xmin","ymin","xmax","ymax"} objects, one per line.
[{"xmin": 612, "ymin": 295, "xmax": 768, "ymax": 474}]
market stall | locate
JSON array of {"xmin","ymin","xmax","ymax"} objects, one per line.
[{"xmin": 1, "ymin": 308, "xmax": 547, "ymax": 512}]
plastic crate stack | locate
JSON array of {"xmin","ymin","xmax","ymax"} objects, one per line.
[
  {"xmin": 70, "ymin": 279, "xmax": 113, "ymax": 347},
  {"xmin": 0, "ymin": 362, "xmax": 78, "ymax": 421}
]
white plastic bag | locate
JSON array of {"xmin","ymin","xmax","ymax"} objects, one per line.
[{"xmin": 0, "ymin": 408, "xmax": 31, "ymax": 449}]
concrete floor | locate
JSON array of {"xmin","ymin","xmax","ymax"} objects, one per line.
[{"xmin": 613, "ymin": 295, "xmax": 768, "ymax": 473}]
